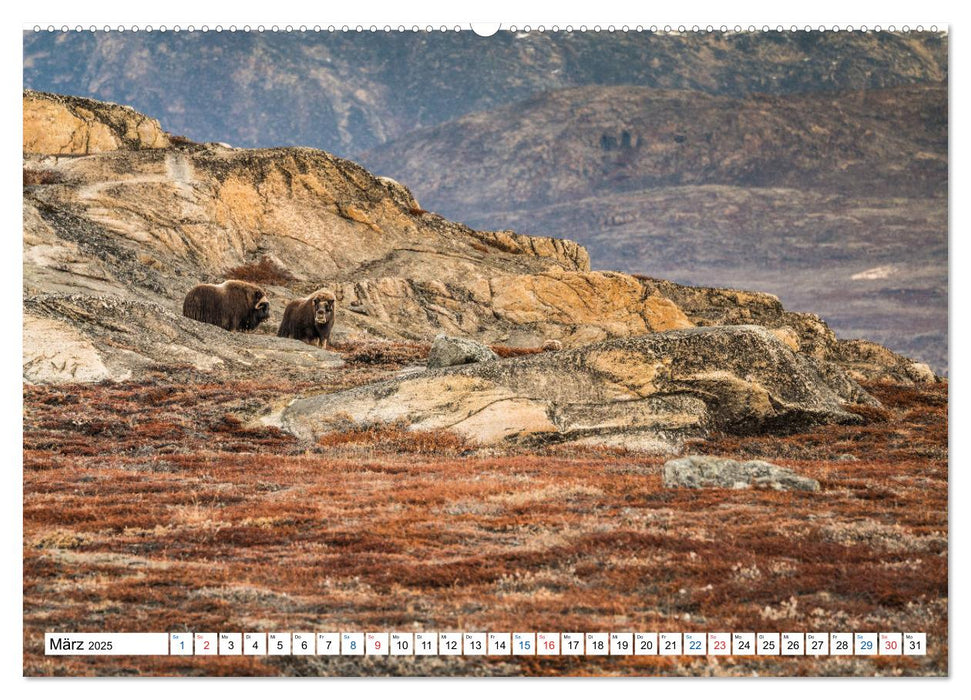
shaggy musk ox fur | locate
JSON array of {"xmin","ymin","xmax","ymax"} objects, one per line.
[
  {"xmin": 277, "ymin": 288, "xmax": 340, "ymax": 348},
  {"xmin": 182, "ymin": 280, "xmax": 270, "ymax": 332}
]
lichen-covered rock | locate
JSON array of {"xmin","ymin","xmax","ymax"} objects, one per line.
[
  {"xmin": 663, "ymin": 455, "xmax": 821, "ymax": 491},
  {"xmin": 23, "ymin": 90, "xmax": 170, "ymax": 154},
  {"xmin": 641, "ymin": 277, "xmax": 938, "ymax": 384},
  {"xmin": 427, "ymin": 334, "xmax": 499, "ymax": 368},
  {"xmin": 282, "ymin": 325, "xmax": 876, "ymax": 452},
  {"xmin": 836, "ymin": 339, "xmax": 939, "ymax": 384}
]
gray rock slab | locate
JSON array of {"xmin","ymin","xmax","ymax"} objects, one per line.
[
  {"xmin": 663, "ymin": 455, "xmax": 821, "ymax": 491},
  {"xmin": 426, "ymin": 333, "xmax": 499, "ymax": 368},
  {"xmin": 282, "ymin": 325, "xmax": 876, "ymax": 452}
]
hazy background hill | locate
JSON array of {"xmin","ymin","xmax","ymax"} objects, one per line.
[
  {"xmin": 22, "ymin": 29, "xmax": 948, "ymax": 373},
  {"xmin": 22, "ymin": 30, "xmax": 947, "ymax": 156}
]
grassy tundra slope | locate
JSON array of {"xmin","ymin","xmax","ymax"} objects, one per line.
[{"xmin": 24, "ymin": 345, "xmax": 947, "ymax": 676}]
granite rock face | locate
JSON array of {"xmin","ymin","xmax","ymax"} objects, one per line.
[
  {"xmin": 23, "ymin": 90, "xmax": 170, "ymax": 155},
  {"xmin": 333, "ymin": 271, "xmax": 692, "ymax": 349},
  {"xmin": 281, "ymin": 325, "xmax": 875, "ymax": 452},
  {"xmin": 427, "ymin": 334, "xmax": 499, "ymax": 368},
  {"xmin": 663, "ymin": 455, "xmax": 821, "ymax": 491}
]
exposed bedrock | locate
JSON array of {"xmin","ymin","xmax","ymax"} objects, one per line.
[{"xmin": 281, "ymin": 325, "xmax": 876, "ymax": 453}]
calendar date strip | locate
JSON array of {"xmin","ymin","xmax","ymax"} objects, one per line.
[{"xmin": 45, "ymin": 631, "xmax": 926, "ymax": 657}]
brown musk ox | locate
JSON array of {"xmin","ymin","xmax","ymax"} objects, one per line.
[
  {"xmin": 182, "ymin": 280, "xmax": 270, "ymax": 332},
  {"xmin": 277, "ymin": 288, "xmax": 341, "ymax": 348}
]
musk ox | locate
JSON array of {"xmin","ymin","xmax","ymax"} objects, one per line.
[
  {"xmin": 277, "ymin": 288, "xmax": 340, "ymax": 348},
  {"xmin": 182, "ymin": 280, "xmax": 270, "ymax": 332}
]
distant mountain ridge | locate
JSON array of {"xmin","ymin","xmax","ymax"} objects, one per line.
[
  {"xmin": 23, "ymin": 30, "xmax": 947, "ymax": 156},
  {"xmin": 361, "ymin": 83, "xmax": 947, "ymax": 206}
]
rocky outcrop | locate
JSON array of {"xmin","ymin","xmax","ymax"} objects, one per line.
[
  {"xmin": 333, "ymin": 271, "xmax": 692, "ymax": 348},
  {"xmin": 663, "ymin": 456, "xmax": 820, "ymax": 491},
  {"xmin": 836, "ymin": 339, "xmax": 938, "ymax": 385},
  {"xmin": 281, "ymin": 326, "xmax": 875, "ymax": 452},
  {"xmin": 21, "ymin": 91, "xmax": 599, "ymax": 382},
  {"xmin": 22, "ymin": 90, "xmax": 936, "ymax": 385},
  {"xmin": 427, "ymin": 334, "xmax": 499, "ymax": 368},
  {"xmin": 23, "ymin": 90, "xmax": 170, "ymax": 155},
  {"xmin": 641, "ymin": 277, "xmax": 940, "ymax": 384}
]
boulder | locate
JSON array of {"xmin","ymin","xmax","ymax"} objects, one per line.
[
  {"xmin": 663, "ymin": 455, "xmax": 821, "ymax": 491},
  {"xmin": 282, "ymin": 325, "xmax": 877, "ymax": 452},
  {"xmin": 427, "ymin": 334, "xmax": 499, "ymax": 368}
]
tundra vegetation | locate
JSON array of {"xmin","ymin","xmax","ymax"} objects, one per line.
[{"xmin": 23, "ymin": 341, "xmax": 947, "ymax": 676}]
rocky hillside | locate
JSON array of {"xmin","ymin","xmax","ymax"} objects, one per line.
[
  {"xmin": 23, "ymin": 31, "xmax": 949, "ymax": 377},
  {"xmin": 362, "ymin": 84, "xmax": 948, "ymax": 373},
  {"xmin": 23, "ymin": 90, "xmax": 171, "ymax": 154},
  {"xmin": 23, "ymin": 90, "xmax": 933, "ymax": 394}
]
